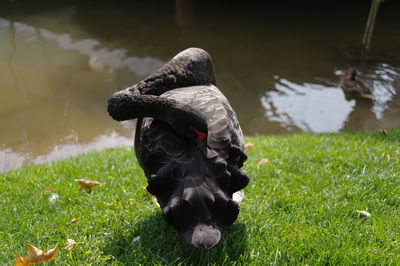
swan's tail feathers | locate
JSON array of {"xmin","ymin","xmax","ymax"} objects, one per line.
[
  {"xmin": 227, "ymin": 165, "xmax": 250, "ymax": 194},
  {"xmin": 133, "ymin": 47, "xmax": 216, "ymax": 96},
  {"xmin": 181, "ymin": 224, "xmax": 221, "ymax": 249}
]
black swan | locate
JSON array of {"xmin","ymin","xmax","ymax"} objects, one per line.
[
  {"xmin": 340, "ymin": 68, "xmax": 374, "ymax": 100},
  {"xmin": 107, "ymin": 48, "xmax": 250, "ymax": 248}
]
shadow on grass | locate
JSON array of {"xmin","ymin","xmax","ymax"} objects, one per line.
[{"xmin": 103, "ymin": 212, "xmax": 249, "ymax": 265}]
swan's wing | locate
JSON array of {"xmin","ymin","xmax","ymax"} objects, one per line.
[
  {"xmin": 161, "ymin": 85, "xmax": 249, "ymax": 195},
  {"xmin": 161, "ymin": 85, "xmax": 245, "ymax": 160}
]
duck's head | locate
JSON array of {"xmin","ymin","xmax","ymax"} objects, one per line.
[{"xmin": 344, "ymin": 68, "xmax": 357, "ymax": 80}]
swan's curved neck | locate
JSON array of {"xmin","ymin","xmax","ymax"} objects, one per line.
[{"xmin": 108, "ymin": 92, "xmax": 207, "ymax": 142}]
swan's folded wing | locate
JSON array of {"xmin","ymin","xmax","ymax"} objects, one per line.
[{"xmin": 162, "ymin": 85, "xmax": 246, "ymax": 161}]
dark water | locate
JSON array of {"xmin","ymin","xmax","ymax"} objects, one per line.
[{"xmin": 1, "ymin": 1, "xmax": 400, "ymax": 172}]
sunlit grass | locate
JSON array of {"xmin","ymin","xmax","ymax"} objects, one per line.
[{"xmin": 1, "ymin": 129, "xmax": 399, "ymax": 265}]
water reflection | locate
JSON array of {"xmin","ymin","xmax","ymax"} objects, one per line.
[
  {"xmin": 0, "ymin": 148, "xmax": 27, "ymax": 172},
  {"xmin": 261, "ymin": 78, "xmax": 356, "ymax": 132},
  {"xmin": 33, "ymin": 130, "xmax": 134, "ymax": 165},
  {"xmin": 261, "ymin": 63, "xmax": 398, "ymax": 133},
  {"xmin": 1, "ymin": 131, "xmax": 134, "ymax": 172},
  {"xmin": 0, "ymin": 17, "xmax": 148, "ymax": 172},
  {"xmin": 0, "ymin": 18, "xmax": 165, "ymax": 76},
  {"xmin": 368, "ymin": 64, "xmax": 398, "ymax": 119}
]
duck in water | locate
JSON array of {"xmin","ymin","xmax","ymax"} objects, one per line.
[
  {"xmin": 107, "ymin": 48, "xmax": 250, "ymax": 248},
  {"xmin": 340, "ymin": 68, "xmax": 374, "ymax": 100}
]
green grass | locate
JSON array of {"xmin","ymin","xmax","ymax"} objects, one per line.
[{"xmin": 1, "ymin": 129, "xmax": 399, "ymax": 265}]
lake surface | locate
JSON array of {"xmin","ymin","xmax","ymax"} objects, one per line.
[{"xmin": 1, "ymin": 1, "xmax": 400, "ymax": 172}]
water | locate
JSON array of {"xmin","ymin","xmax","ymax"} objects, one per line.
[{"xmin": 1, "ymin": 1, "xmax": 399, "ymax": 172}]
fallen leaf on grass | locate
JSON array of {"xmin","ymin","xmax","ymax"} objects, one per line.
[
  {"xmin": 15, "ymin": 255, "xmax": 29, "ymax": 266},
  {"xmin": 75, "ymin": 179, "xmax": 100, "ymax": 191},
  {"xmin": 250, "ymin": 248, "xmax": 255, "ymax": 258},
  {"xmin": 151, "ymin": 197, "xmax": 160, "ymax": 207},
  {"xmin": 64, "ymin": 239, "xmax": 77, "ymax": 251},
  {"xmin": 142, "ymin": 186, "xmax": 153, "ymax": 196},
  {"xmin": 233, "ymin": 190, "xmax": 245, "ymax": 203},
  {"xmin": 70, "ymin": 218, "xmax": 78, "ymax": 224},
  {"xmin": 142, "ymin": 187, "xmax": 160, "ymax": 206},
  {"xmin": 15, "ymin": 244, "xmax": 59, "ymax": 266},
  {"xmin": 258, "ymin": 158, "xmax": 271, "ymax": 165},
  {"xmin": 245, "ymin": 143, "xmax": 254, "ymax": 151},
  {"xmin": 42, "ymin": 187, "xmax": 53, "ymax": 195},
  {"xmin": 357, "ymin": 210, "xmax": 371, "ymax": 217},
  {"xmin": 379, "ymin": 129, "xmax": 387, "ymax": 135}
]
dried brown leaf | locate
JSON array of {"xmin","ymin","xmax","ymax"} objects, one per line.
[
  {"xmin": 42, "ymin": 187, "xmax": 53, "ymax": 195},
  {"xmin": 75, "ymin": 179, "xmax": 100, "ymax": 191},
  {"xmin": 250, "ymin": 248, "xmax": 255, "ymax": 259},
  {"xmin": 258, "ymin": 158, "xmax": 271, "ymax": 165},
  {"xmin": 15, "ymin": 244, "xmax": 59, "ymax": 266},
  {"xmin": 245, "ymin": 143, "xmax": 254, "ymax": 151},
  {"xmin": 142, "ymin": 186, "xmax": 153, "ymax": 196},
  {"xmin": 356, "ymin": 210, "xmax": 371, "ymax": 217},
  {"xmin": 64, "ymin": 239, "xmax": 77, "ymax": 251},
  {"xmin": 379, "ymin": 129, "xmax": 387, "ymax": 135},
  {"xmin": 15, "ymin": 255, "xmax": 30, "ymax": 266}
]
